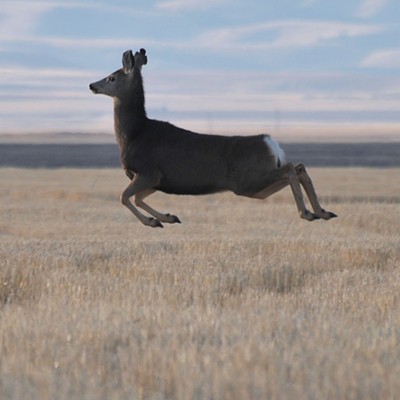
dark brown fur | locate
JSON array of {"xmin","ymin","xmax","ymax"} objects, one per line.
[{"xmin": 89, "ymin": 48, "xmax": 336, "ymax": 227}]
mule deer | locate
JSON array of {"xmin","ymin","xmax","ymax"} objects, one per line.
[{"xmin": 89, "ymin": 48, "xmax": 337, "ymax": 228}]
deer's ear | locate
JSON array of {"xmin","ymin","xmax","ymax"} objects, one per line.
[{"xmin": 122, "ymin": 50, "xmax": 135, "ymax": 74}]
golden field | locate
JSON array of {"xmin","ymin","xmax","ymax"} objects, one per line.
[{"xmin": 0, "ymin": 167, "xmax": 399, "ymax": 400}]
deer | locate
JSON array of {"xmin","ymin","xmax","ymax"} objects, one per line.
[{"xmin": 89, "ymin": 48, "xmax": 337, "ymax": 228}]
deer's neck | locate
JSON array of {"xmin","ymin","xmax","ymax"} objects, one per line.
[{"xmin": 113, "ymin": 70, "xmax": 147, "ymax": 147}]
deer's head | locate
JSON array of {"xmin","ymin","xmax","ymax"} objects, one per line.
[{"xmin": 89, "ymin": 49, "xmax": 147, "ymax": 99}]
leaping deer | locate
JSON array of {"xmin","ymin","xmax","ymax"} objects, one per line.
[{"xmin": 89, "ymin": 48, "xmax": 337, "ymax": 228}]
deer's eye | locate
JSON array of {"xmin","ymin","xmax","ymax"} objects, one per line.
[{"xmin": 107, "ymin": 76, "xmax": 115, "ymax": 83}]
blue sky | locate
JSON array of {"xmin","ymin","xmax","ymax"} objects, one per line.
[{"xmin": 0, "ymin": 0, "xmax": 399, "ymax": 140}]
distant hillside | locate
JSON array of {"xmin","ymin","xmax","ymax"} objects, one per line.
[{"xmin": 0, "ymin": 142, "xmax": 399, "ymax": 168}]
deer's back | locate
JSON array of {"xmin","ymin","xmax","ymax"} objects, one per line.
[{"xmin": 125, "ymin": 120, "xmax": 278, "ymax": 195}]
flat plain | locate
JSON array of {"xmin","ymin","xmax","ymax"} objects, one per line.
[{"xmin": 0, "ymin": 167, "xmax": 399, "ymax": 400}]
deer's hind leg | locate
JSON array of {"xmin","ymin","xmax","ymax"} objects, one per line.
[
  {"xmin": 242, "ymin": 163, "xmax": 320, "ymax": 221},
  {"xmin": 134, "ymin": 189, "xmax": 181, "ymax": 224},
  {"xmin": 295, "ymin": 164, "xmax": 337, "ymax": 220}
]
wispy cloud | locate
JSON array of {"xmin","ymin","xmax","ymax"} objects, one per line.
[
  {"xmin": 0, "ymin": 2, "xmax": 384, "ymax": 55},
  {"xmin": 357, "ymin": 0, "xmax": 388, "ymax": 18},
  {"xmin": 0, "ymin": 66, "xmax": 96, "ymax": 86},
  {"xmin": 197, "ymin": 20, "xmax": 384, "ymax": 50},
  {"xmin": 0, "ymin": 2, "xmax": 52, "ymax": 38},
  {"xmin": 0, "ymin": 1, "xmax": 103, "ymax": 41},
  {"xmin": 2, "ymin": 67, "xmax": 400, "ymax": 136},
  {"xmin": 0, "ymin": 35, "xmax": 148, "ymax": 49},
  {"xmin": 155, "ymin": 0, "xmax": 228, "ymax": 12},
  {"xmin": 0, "ymin": 64, "xmax": 111, "ymax": 134},
  {"xmin": 0, "ymin": 1, "xmax": 398, "ymax": 139},
  {"xmin": 361, "ymin": 48, "xmax": 400, "ymax": 68}
]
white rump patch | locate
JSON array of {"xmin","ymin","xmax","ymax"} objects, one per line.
[{"xmin": 263, "ymin": 135, "xmax": 286, "ymax": 167}]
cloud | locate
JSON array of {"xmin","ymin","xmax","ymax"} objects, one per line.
[
  {"xmin": 0, "ymin": 66, "xmax": 96, "ymax": 89},
  {"xmin": 2, "ymin": 67, "xmax": 400, "ymax": 135},
  {"xmin": 0, "ymin": 2, "xmax": 52, "ymax": 38},
  {"xmin": 0, "ymin": 1, "xmax": 103, "ymax": 41},
  {"xmin": 361, "ymin": 48, "xmax": 400, "ymax": 68},
  {"xmin": 0, "ymin": 5, "xmax": 384, "ymax": 56},
  {"xmin": 0, "ymin": 34, "xmax": 173, "ymax": 54},
  {"xmin": 357, "ymin": 0, "xmax": 388, "ymax": 18},
  {"xmin": 197, "ymin": 20, "xmax": 384, "ymax": 50},
  {"xmin": 155, "ymin": 0, "xmax": 228, "ymax": 11}
]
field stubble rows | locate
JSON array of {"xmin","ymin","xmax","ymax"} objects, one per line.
[{"xmin": 0, "ymin": 167, "xmax": 399, "ymax": 400}]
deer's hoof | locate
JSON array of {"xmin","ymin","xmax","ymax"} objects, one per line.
[
  {"xmin": 147, "ymin": 218, "xmax": 163, "ymax": 228},
  {"xmin": 319, "ymin": 210, "xmax": 338, "ymax": 220},
  {"xmin": 166, "ymin": 214, "xmax": 181, "ymax": 224},
  {"xmin": 300, "ymin": 210, "xmax": 320, "ymax": 222},
  {"xmin": 159, "ymin": 213, "xmax": 181, "ymax": 224}
]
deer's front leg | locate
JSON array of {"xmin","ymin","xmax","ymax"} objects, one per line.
[
  {"xmin": 125, "ymin": 169, "xmax": 135, "ymax": 180},
  {"xmin": 120, "ymin": 173, "xmax": 163, "ymax": 228},
  {"xmin": 134, "ymin": 190, "xmax": 181, "ymax": 224}
]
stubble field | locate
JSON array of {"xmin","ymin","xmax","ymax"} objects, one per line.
[{"xmin": 0, "ymin": 167, "xmax": 399, "ymax": 400}]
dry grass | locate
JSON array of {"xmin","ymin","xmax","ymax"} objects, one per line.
[{"xmin": 0, "ymin": 167, "xmax": 399, "ymax": 400}]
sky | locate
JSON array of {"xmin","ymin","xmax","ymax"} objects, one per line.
[{"xmin": 0, "ymin": 0, "xmax": 399, "ymax": 141}]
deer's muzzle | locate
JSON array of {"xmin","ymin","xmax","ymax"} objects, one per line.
[{"xmin": 89, "ymin": 83, "xmax": 100, "ymax": 94}]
